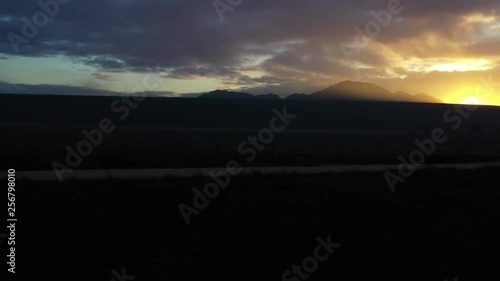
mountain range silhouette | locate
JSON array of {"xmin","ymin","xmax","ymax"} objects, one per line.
[{"xmin": 199, "ymin": 80, "xmax": 444, "ymax": 104}]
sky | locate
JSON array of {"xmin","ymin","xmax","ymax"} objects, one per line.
[{"xmin": 1, "ymin": 0, "xmax": 500, "ymax": 105}]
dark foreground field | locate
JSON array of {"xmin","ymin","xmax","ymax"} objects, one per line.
[
  {"xmin": 1, "ymin": 94, "xmax": 500, "ymax": 170},
  {"xmin": 3, "ymin": 95, "xmax": 500, "ymax": 280},
  {"xmin": 17, "ymin": 168, "xmax": 500, "ymax": 281}
]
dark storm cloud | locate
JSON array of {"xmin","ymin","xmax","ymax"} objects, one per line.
[
  {"xmin": 91, "ymin": 72, "xmax": 117, "ymax": 81},
  {"xmin": 1, "ymin": 0, "xmax": 500, "ymax": 92},
  {"xmin": 166, "ymin": 66, "xmax": 241, "ymax": 79},
  {"xmin": 84, "ymin": 57, "xmax": 126, "ymax": 70}
]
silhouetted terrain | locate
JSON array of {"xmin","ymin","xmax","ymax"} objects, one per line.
[
  {"xmin": 4, "ymin": 92, "xmax": 500, "ymax": 281},
  {"xmin": 199, "ymin": 81, "xmax": 444, "ymax": 103},
  {"xmin": 0, "ymin": 93, "xmax": 498, "ymax": 170},
  {"xmin": 393, "ymin": 91, "xmax": 444, "ymax": 104},
  {"xmin": 199, "ymin": 90, "xmax": 282, "ymax": 100}
]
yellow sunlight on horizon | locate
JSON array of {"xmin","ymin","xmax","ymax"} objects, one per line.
[
  {"xmin": 461, "ymin": 96, "xmax": 484, "ymax": 105},
  {"xmin": 445, "ymin": 85, "xmax": 500, "ymax": 106}
]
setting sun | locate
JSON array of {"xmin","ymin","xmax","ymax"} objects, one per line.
[
  {"xmin": 444, "ymin": 84, "xmax": 500, "ymax": 106},
  {"xmin": 461, "ymin": 96, "xmax": 484, "ymax": 105}
]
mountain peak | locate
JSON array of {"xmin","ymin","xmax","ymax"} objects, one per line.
[
  {"xmin": 198, "ymin": 81, "xmax": 443, "ymax": 104},
  {"xmin": 312, "ymin": 80, "xmax": 393, "ymax": 101}
]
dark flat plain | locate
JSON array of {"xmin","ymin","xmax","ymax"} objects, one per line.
[
  {"xmin": 1, "ymin": 94, "xmax": 500, "ymax": 170},
  {"xmin": 17, "ymin": 169, "xmax": 500, "ymax": 280},
  {"xmin": 2, "ymin": 94, "xmax": 500, "ymax": 280}
]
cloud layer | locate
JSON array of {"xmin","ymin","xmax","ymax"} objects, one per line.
[{"xmin": 1, "ymin": 0, "xmax": 500, "ymax": 102}]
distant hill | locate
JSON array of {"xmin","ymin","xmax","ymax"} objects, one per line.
[
  {"xmin": 392, "ymin": 91, "xmax": 416, "ymax": 102},
  {"xmin": 303, "ymin": 81, "xmax": 443, "ymax": 103},
  {"xmin": 198, "ymin": 90, "xmax": 255, "ymax": 99},
  {"xmin": 392, "ymin": 91, "xmax": 444, "ymax": 104},
  {"xmin": 413, "ymin": 93, "xmax": 444, "ymax": 104},
  {"xmin": 285, "ymin": 93, "xmax": 314, "ymax": 100},
  {"xmin": 198, "ymin": 90, "xmax": 281, "ymax": 100},
  {"xmin": 199, "ymin": 81, "xmax": 444, "ymax": 104},
  {"xmin": 308, "ymin": 81, "xmax": 394, "ymax": 101},
  {"xmin": 253, "ymin": 93, "xmax": 282, "ymax": 100}
]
